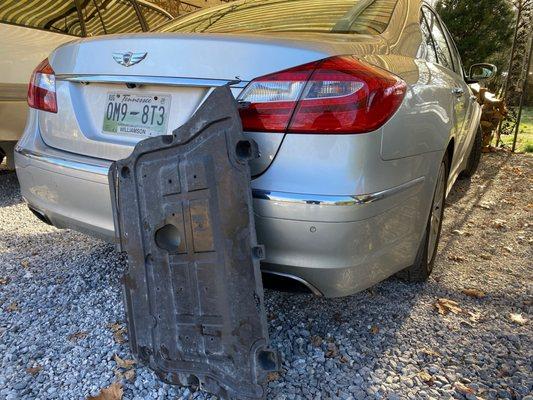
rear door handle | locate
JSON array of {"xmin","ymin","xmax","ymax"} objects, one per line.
[{"xmin": 452, "ymin": 87, "xmax": 464, "ymax": 97}]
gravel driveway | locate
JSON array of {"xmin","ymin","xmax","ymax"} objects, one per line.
[{"xmin": 0, "ymin": 152, "xmax": 531, "ymax": 400}]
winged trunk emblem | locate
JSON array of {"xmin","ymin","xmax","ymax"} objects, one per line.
[{"xmin": 112, "ymin": 51, "xmax": 147, "ymax": 67}]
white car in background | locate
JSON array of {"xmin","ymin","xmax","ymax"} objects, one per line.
[{"xmin": 0, "ymin": 0, "xmax": 172, "ymax": 168}]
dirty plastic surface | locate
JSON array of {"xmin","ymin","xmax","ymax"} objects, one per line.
[{"xmin": 109, "ymin": 87, "xmax": 279, "ymax": 399}]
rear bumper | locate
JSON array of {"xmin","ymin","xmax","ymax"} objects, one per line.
[{"xmin": 15, "ymin": 142, "xmax": 435, "ymax": 297}]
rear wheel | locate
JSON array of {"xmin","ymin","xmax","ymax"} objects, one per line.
[
  {"xmin": 398, "ymin": 154, "xmax": 448, "ymax": 282},
  {"xmin": 0, "ymin": 148, "xmax": 5, "ymax": 166},
  {"xmin": 459, "ymin": 124, "xmax": 482, "ymax": 179}
]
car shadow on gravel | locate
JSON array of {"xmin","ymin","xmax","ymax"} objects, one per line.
[{"xmin": 438, "ymin": 152, "xmax": 512, "ymax": 256}]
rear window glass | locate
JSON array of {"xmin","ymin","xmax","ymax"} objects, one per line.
[
  {"xmin": 158, "ymin": 0, "xmax": 399, "ymax": 35},
  {"xmin": 0, "ymin": 0, "xmax": 82, "ymax": 36}
]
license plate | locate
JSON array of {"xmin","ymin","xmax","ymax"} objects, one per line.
[{"xmin": 102, "ymin": 93, "xmax": 171, "ymax": 137}]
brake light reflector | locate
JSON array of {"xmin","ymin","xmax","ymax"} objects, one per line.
[
  {"xmin": 238, "ymin": 56, "xmax": 406, "ymax": 134},
  {"xmin": 28, "ymin": 58, "xmax": 57, "ymax": 113}
]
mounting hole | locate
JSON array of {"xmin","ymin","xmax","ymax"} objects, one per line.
[
  {"xmin": 162, "ymin": 135, "xmax": 173, "ymax": 144},
  {"xmin": 235, "ymin": 140, "xmax": 254, "ymax": 161},
  {"xmin": 121, "ymin": 166, "xmax": 130, "ymax": 179},
  {"xmin": 257, "ymin": 350, "xmax": 277, "ymax": 371},
  {"xmin": 155, "ymin": 224, "xmax": 181, "ymax": 252}
]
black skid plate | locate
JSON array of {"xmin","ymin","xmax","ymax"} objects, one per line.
[{"xmin": 108, "ymin": 87, "xmax": 279, "ymax": 399}]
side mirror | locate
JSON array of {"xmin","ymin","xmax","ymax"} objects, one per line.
[{"xmin": 468, "ymin": 63, "xmax": 497, "ymax": 82}]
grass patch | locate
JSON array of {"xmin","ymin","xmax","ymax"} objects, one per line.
[{"xmin": 500, "ymin": 106, "xmax": 533, "ymax": 152}]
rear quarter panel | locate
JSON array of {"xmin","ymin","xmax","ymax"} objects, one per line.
[{"xmin": 380, "ymin": 59, "xmax": 456, "ymax": 160}]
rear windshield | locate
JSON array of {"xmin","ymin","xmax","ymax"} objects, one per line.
[{"xmin": 157, "ymin": 0, "xmax": 399, "ymax": 35}]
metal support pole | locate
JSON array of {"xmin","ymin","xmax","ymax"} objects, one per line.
[
  {"xmin": 496, "ymin": 1, "xmax": 523, "ymax": 146},
  {"xmin": 511, "ymin": 32, "xmax": 533, "ymax": 152}
]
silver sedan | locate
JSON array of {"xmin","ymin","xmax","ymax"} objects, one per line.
[{"xmin": 15, "ymin": 0, "xmax": 486, "ymax": 297}]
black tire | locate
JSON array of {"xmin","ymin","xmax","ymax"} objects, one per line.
[
  {"xmin": 459, "ymin": 124, "xmax": 482, "ymax": 179},
  {"xmin": 0, "ymin": 149, "xmax": 4, "ymax": 166},
  {"xmin": 397, "ymin": 154, "xmax": 449, "ymax": 282}
]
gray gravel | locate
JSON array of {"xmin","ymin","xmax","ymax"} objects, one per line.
[{"xmin": 1, "ymin": 152, "xmax": 532, "ymax": 400}]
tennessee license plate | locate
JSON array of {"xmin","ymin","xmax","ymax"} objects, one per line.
[{"xmin": 102, "ymin": 93, "xmax": 171, "ymax": 136}]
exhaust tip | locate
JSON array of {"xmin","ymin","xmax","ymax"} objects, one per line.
[{"xmin": 27, "ymin": 205, "xmax": 52, "ymax": 225}]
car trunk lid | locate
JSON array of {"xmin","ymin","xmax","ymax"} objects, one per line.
[{"xmin": 40, "ymin": 33, "xmax": 364, "ymax": 173}]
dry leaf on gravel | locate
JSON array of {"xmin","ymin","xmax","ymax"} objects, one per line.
[
  {"xmin": 6, "ymin": 302, "xmax": 19, "ymax": 312},
  {"xmin": 452, "ymin": 229, "xmax": 468, "ymax": 236},
  {"xmin": 435, "ymin": 298, "xmax": 462, "ymax": 315},
  {"xmin": 0, "ymin": 277, "xmax": 10, "ymax": 285},
  {"xmin": 509, "ymin": 313, "xmax": 527, "ymax": 325},
  {"xmin": 479, "ymin": 253, "xmax": 492, "ymax": 260},
  {"xmin": 418, "ymin": 371, "xmax": 434, "ymax": 385},
  {"xmin": 492, "ymin": 219, "xmax": 507, "ymax": 229},
  {"xmin": 462, "ymin": 288, "xmax": 486, "ymax": 298},
  {"xmin": 420, "ymin": 348, "xmax": 440, "ymax": 357},
  {"xmin": 68, "ymin": 331, "xmax": 88, "ymax": 342},
  {"xmin": 311, "ymin": 335, "xmax": 323, "ymax": 347},
  {"xmin": 123, "ymin": 369, "xmax": 135, "ymax": 382},
  {"xmin": 455, "ymin": 382, "xmax": 475, "ymax": 396},
  {"xmin": 107, "ymin": 323, "xmax": 127, "ymax": 344},
  {"xmin": 478, "ymin": 202, "xmax": 493, "ymax": 210},
  {"xmin": 325, "ymin": 342, "xmax": 339, "ymax": 358},
  {"xmin": 20, "ymin": 259, "xmax": 30, "ymax": 268},
  {"xmin": 87, "ymin": 381, "xmax": 123, "ymax": 400},
  {"xmin": 267, "ymin": 372, "xmax": 280, "ymax": 382},
  {"xmin": 448, "ymin": 255, "xmax": 467, "ymax": 262},
  {"xmin": 113, "ymin": 354, "xmax": 136, "ymax": 370},
  {"xmin": 503, "ymin": 246, "xmax": 513, "ymax": 253},
  {"xmin": 370, "ymin": 325, "xmax": 380, "ymax": 334},
  {"xmin": 26, "ymin": 365, "xmax": 43, "ymax": 375}
]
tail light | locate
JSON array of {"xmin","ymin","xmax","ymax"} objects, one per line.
[
  {"xmin": 238, "ymin": 56, "xmax": 406, "ymax": 134},
  {"xmin": 28, "ymin": 58, "xmax": 57, "ymax": 113}
]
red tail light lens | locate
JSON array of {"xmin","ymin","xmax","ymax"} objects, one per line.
[
  {"xmin": 28, "ymin": 58, "xmax": 57, "ymax": 113},
  {"xmin": 238, "ymin": 56, "xmax": 406, "ymax": 134}
]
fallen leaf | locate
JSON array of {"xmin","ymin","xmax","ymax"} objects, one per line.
[
  {"xmin": 68, "ymin": 331, "xmax": 88, "ymax": 342},
  {"xmin": 123, "ymin": 369, "xmax": 135, "ymax": 382},
  {"xmin": 6, "ymin": 302, "xmax": 19, "ymax": 312},
  {"xmin": 340, "ymin": 355, "xmax": 349, "ymax": 363},
  {"xmin": 87, "ymin": 381, "xmax": 123, "ymax": 400},
  {"xmin": 479, "ymin": 253, "xmax": 492, "ymax": 260},
  {"xmin": 20, "ymin": 259, "xmax": 30, "ymax": 268},
  {"xmin": 509, "ymin": 313, "xmax": 527, "ymax": 325},
  {"xmin": 311, "ymin": 335, "xmax": 323, "ymax": 347},
  {"xmin": 448, "ymin": 255, "xmax": 466, "ymax": 262},
  {"xmin": 325, "ymin": 342, "xmax": 338, "ymax": 358},
  {"xmin": 503, "ymin": 246, "xmax": 513, "ymax": 253},
  {"xmin": 462, "ymin": 288, "xmax": 486, "ymax": 298},
  {"xmin": 0, "ymin": 277, "xmax": 10, "ymax": 285},
  {"xmin": 370, "ymin": 325, "xmax": 379, "ymax": 334},
  {"xmin": 492, "ymin": 219, "xmax": 507, "ymax": 229},
  {"xmin": 418, "ymin": 371, "xmax": 434, "ymax": 385},
  {"xmin": 420, "ymin": 348, "xmax": 440, "ymax": 357},
  {"xmin": 113, "ymin": 354, "xmax": 136, "ymax": 370},
  {"xmin": 455, "ymin": 382, "xmax": 475, "ymax": 396},
  {"xmin": 26, "ymin": 365, "xmax": 43, "ymax": 375},
  {"xmin": 452, "ymin": 229, "xmax": 466, "ymax": 236},
  {"xmin": 108, "ymin": 323, "xmax": 127, "ymax": 344},
  {"xmin": 467, "ymin": 311, "xmax": 482, "ymax": 323},
  {"xmin": 435, "ymin": 298, "xmax": 462, "ymax": 315},
  {"xmin": 266, "ymin": 372, "xmax": 280, "ymax": 382},
  {"xmin": 478, "ymin": 202, "xmax": 493, "ymax": 210}
]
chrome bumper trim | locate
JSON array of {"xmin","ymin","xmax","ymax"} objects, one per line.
[
  {"xmin": 15, "ymin": 146, "xmax": 109, "ymax": 175},
  {"xmin": 56, "ymin": 74, "xmax": 249, "ymax": 89},
  {"xmin": 16, "ymin": 146, "xmax": 424, "ymax": 207},
  {"xmin": 252, "ymin": 176, "xmax": 425, "ymax": 206}
]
